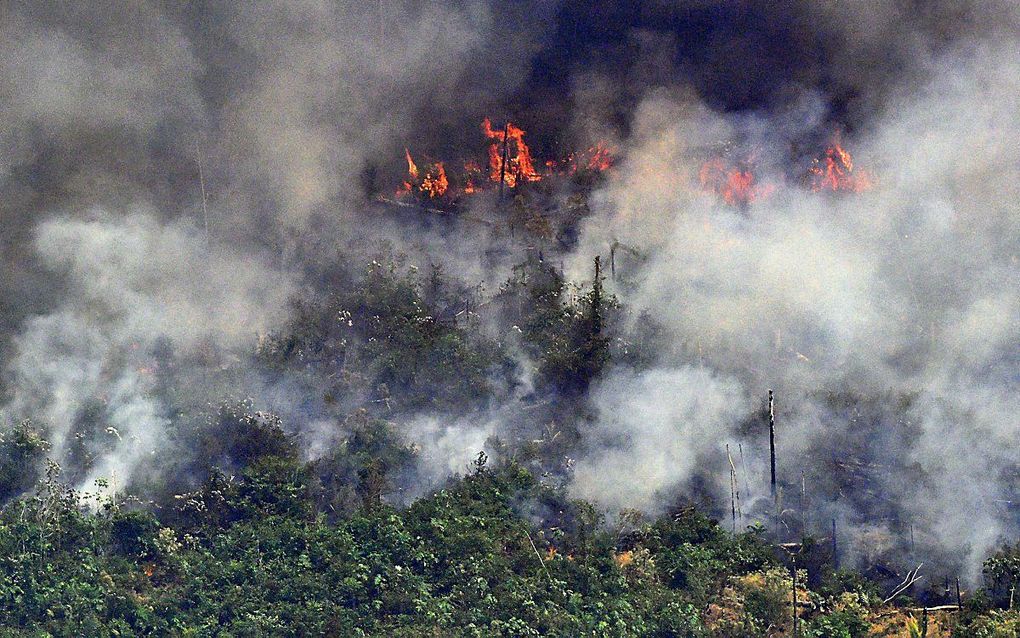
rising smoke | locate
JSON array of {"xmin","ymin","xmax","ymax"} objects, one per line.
[
  {"xmin": 1, "ymin": 1, "xmax": 1017, "ymax": 579},
  {"xmin": 565, "ymin": 29, "xmax": 1020, "ymax": 575}
]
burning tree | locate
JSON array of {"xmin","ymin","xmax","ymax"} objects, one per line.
[
  {"xmin": 482, "ymin": 118, "xmax": 542, "ymax": 188},
  {"xmin": 391, "ymin": 119, "xmax": 614, "ymax": 202},
  {"xmin": 808, "ymin": 135, "xmax": 873, "ymax": 193}
]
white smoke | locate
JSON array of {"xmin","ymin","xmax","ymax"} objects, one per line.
[
  {"xmin": 566, "ymin": 37, "xmax": 1020, "ymax": 571},
  {"xmin": 2, "ymin": 210, "xmax": 295, "ymax": 493},
  {"xmin": 572, "ymin": 367, "xmax": 750, "ymax": 513},
  {"xmin": 1, "ymin": 0, "xmax": 1017, "ymax": 577}
]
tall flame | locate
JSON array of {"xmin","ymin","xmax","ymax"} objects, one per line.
[
  {"xmin": 809, "ymin": 137, "xmax": 873, "ymax": 192},
  {"xmin": 481, "ymin": 118, "xmax": 542, "ymax": 187},
  {"xmin": 699, "ymin": 158, "xmax": 775, "ymax": 206},
  {"xmin": 404, "ymin": 148, "xmax": 418, "ymax": 179}
]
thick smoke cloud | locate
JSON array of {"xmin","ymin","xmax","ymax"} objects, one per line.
[
  {"xmin": 0, "ymin": 0, "xmax": 557, "ymax": 491},
  {"xmin": 566, "ymin": 32, "xmax": 1020, "ymax": 575},
  {"xmin": 572, "ymin": 367, "xmax": 750, "ymax": 513},
  {"xmin": 1, "ymin": 0, "xmax": 1017, "ymax": 579}
]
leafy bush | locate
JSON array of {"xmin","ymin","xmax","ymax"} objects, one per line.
[
  {"xmin": 805, "ymin": 605, "xmax": 870, "ymax": 638},
  {"xmin": 0, "ymin": 420, "xmax": 48, "ymax": 503},
  {"xmin": 983, "ymin": 543, "xmax": 1020, "ymax": 607},
  {"xmin": 954, "ymin": 610, "xmax": 1020, "ymax": 638}
]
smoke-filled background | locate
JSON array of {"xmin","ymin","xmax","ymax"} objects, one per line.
[{"xmin": 1, "ymin": 0, "xmax": 1018, "ymax": 581}]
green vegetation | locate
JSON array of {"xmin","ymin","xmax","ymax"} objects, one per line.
[
  {"xmin": 1, "ymin": 253, "xmax": 1018, "ymax": 636},
  {"xmin": 5, "ymin": 447, "xmax": 1014, "ymax": 636},
  {"xmin": 0, "ymin": 453, "xmax": 766, "ymax": 636}
]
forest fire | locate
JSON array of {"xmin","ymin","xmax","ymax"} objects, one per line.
[
  {"xmin": 698, "ymin": 136, "xmax": 873, "ymax": 206},
  {"xmin": 396, "ymin": 148, "xmax": 448, "ymax": 198},
  {"xmin": 393, "ymin": 119, "xmax": 613, "ymax": 201},
  {"xmin": 809, "ymin": 137, "xmax": 873, "ymax": 192},
  {"xmin": 699, "ymin": 157, "xmax": 775, "ymax": 206},
  {"xmin": 481, "ymin": 118, "xmax": 542, "ymax": 187}
]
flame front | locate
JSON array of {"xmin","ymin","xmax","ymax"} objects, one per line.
[
  {"xmin": 420, "ymin": 162, "xmax": 448, "ymax": 198},
  {"xmin": 809, "ymin": 137, "xmax": 873, "ymax": 192},
  {"xmin": 391, "ymin": 121, "xmax": 614, "ymax": 200},
  {"xmin": 481, "ymin": 118, "xmax": 542, "ymax": 187},
  {"xmin": 390, "ymin": 123, "xmax": 875, "ymax": 206},
  {"xmin": 699, "ymin": 158, "xmax": 775, "ymax": 206}
]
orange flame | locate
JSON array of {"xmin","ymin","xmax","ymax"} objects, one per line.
[
  {"xmin": 420, "ymin": 162, "xmax": 448, "ymax": 198},
  {"xmin": 809, "ymin": 137, "xmax": 873, "ymax": 192},
  {"xmin": 396, "ymin": 148, "xmax": 448, "ymax": 198},
  {"xmin": 396, "ymin": 148, "xmax": 418, "ymax": 196},
  {"xmin": 392, "ymin": 125, "xmax": 614, "ymax": 199},
  {"xmin": 699, "ymin": 158, "xmax": 775, "ymax": 206},
  {"xmin": 560, "ymin": 141, "xmax": 616, "ymax": 174},
  {"xmin": 405, "ymin": 148, "xmax": 419, "ymax": 179},
  {"xmin": 481, "ymin": 118, "xmax": 542, "ymax": 187},
  {"xmin": 582, "ymin": 141, "xmax": 614, "ymax": 172}
]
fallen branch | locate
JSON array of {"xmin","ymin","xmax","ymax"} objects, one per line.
[{"xmin": 884, "ymin": 563, "xmax": 925, "ymax": 604}]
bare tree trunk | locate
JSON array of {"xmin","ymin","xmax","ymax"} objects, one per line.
[
  {"xmin": 832, "ymin": 518, "xmax": 839, "ymax": 569},
  {"xmin": 769, "ymin": 390, "xmax": 777, "ymax": 505},
  {"xmin": 196, "ymin": 142, "xmax": 210, "ymax": 247},
  {"xmin": 498, "ymin": 121, "xmax": 510, "ymax": 202},
  {"xmin": 727, "ymin": 444, "xmax": 738, "ymax": 532}
]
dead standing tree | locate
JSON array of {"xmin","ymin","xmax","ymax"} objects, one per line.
[
  {"xmin": 769, "ymin": 389, "xmax": 777, "ymax": 505},
  {"xmin": 832, "ymin": 518, "xmax": 839, "ymax": 569},
  {"xmin": 726, "ymin": 444, "xmax": 741, "ymax": 533},
  {"xmin": 498, "ymin": 121, "xmax": 510, "ymax": 202}
]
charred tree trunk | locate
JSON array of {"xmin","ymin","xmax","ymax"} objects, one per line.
[
  {"xmin": 832, "ymin": 518, "xmax": 839, "ymax": 569},
  {"xmin": 769, "ymin": 389, "xmax": 777, "ymax": 505},
  {"xmin": 498, "ymin": 121, "xmax": 510, "ymax": 202}
]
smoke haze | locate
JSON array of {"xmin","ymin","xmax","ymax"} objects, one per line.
[{"xmin": 1, "ymin": 0, "xmax": 1018, "ymax": 579}]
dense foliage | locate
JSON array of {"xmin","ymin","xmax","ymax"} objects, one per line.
[{"xmin": 0, "ymin": 454, "xmax": 779, "ymax": 636}]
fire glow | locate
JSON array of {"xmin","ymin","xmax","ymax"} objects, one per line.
[
  {"xmin": 699, "ymin": 158, "xmax": 775, "ymax": 206},
  {"xmin": 482, "ymin": 118, "xmax": 542, "ymax": 187},
  {"xmin": 396, "ymin": 149, "xmax": 449, "ymax": 198},
  {"xmin": 698, "ymin": 136, "xmax": 873, "ymax": 206},
  {"xmin": 394, "ymin": 119, "xmax": 614, "ymax": 200},
  {"xmin": 809, "ymin": 137, "xmax": 874, "ymax": 192}
]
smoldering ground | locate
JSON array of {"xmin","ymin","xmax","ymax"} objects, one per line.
[{"xmin": 1, "ymin": 1, "xmax": 1018, "ymax": 581}]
